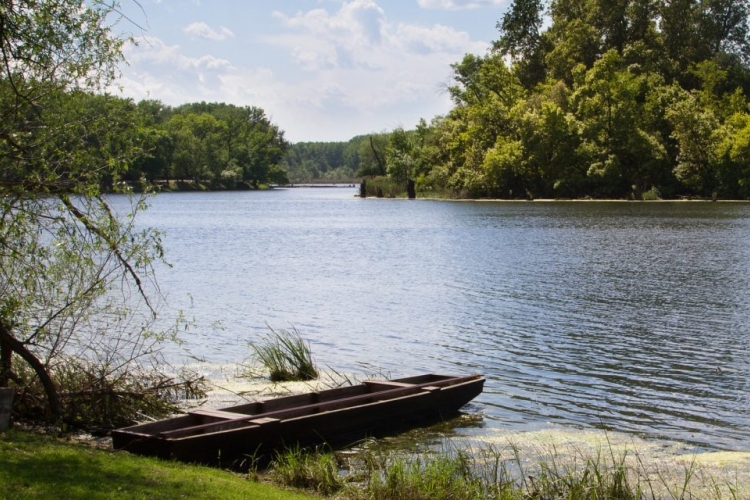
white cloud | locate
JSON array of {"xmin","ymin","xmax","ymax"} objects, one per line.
[
  {"xmin": 272, "ymin": 0, "xmax": 387, "ymax": 69},
  {"xmin": 183, "ymin": 22, "xmax": 234, "ymax": 41},
  {"xmin": 417, "ymin": 0, "xmax": 506, "ymax": 10},
  {"xmin": 269, "ymin": 0, "xmax": 486, "ymax": 70},
  {"xmin": 115, "ymin": 1, "xmax": 490, "ymax": 141},
  {"xmin": 395, "ymin": 23, "xmax": 477, "ymax": 54},
  {"xmin": 125, "ymin": 36, "xmax": 233, "ymax": 72},
  {"xmin": 118, "ymin": 36, "xmax": 235, "ymax": 101},
  {"xmin": 258, "ymin": 0, "xmax": 488, "ymax": 138}
]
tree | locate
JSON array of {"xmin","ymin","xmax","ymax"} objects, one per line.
[
  {"xmin": 354, "ymin": 134, "xmax": 388, "ymax": 177},
  {"xmin": 518, "ymin": 93, "xmax": 587, "ymax": 197},
  {"xmin": 666, "ymin": 91, "xmax": 721, "ymax": 194},
  {"xmin": 166, "ymin": 112, "xmax": 227, "ymax": 181},
  {"xmin": 0, "ymin": 0, "xmax": 186, "ymax": 423},
  {"xmin": 494, "ymin": 0, "xmax": 548, "ymax": 88},
  {"xmin": 385, "ymin": 128, "xmax": 415, "ymax": 183},
  {"xmin": 573, "ymin": 50, "xmax": 669, "ymax": 197},
  {"xmin": 162, "ymin": 103, "xmax": 288, "ymax": 187}
]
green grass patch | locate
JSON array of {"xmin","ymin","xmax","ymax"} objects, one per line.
[
  {"xmin": 249, "ymin": 326, "xmax": 318, "ymax": 382},
  {"xmin": 272, "ymin": 446, "xmax": 346, "ymax": 496},
  {"xmin": 0, "ymin": 429, "xmax": 314, "ymax": 500},
  {"xmin": 358, "ymin": 451, "xmax": 485, "ymax": 500}
]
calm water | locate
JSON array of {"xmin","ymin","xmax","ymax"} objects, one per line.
[{"xmin": 124, "ymin": 188, "xmax": 750, "ymax": 451}]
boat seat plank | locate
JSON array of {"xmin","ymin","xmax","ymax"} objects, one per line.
[
  {"xmin": 189, "ymin": 409, "xmax": 251, "ymax": 420},
  {"xmin": 364, "ymin": 380, "xmax": 414, "ymax": 389}
]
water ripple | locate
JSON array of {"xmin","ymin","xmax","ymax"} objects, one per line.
[{"xmin": 116, "ymin": 191, "xmax": 750, "ymax": 451}]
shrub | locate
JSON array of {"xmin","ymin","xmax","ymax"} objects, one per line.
[
  {"xmin": 362, "ymin": 176, "xmax": 405, "ymax": 198},
  {"xmin": 11, "ymin": 356, "xmax": 206, "ymax": 430}
]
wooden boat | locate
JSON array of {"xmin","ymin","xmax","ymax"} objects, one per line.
[{"xmin": 112, "ymin": 373, "xmax": 484, "ymax": 467}]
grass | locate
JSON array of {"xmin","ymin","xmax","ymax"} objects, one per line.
[
  {"xmin": 3, "ymin": 427, "xmax": 745, "ymax": 500},
  {"xmin": 250, "ymin": 326, "xmax": 318, "ymax": 382},
  {"xmin": 356, "ymin": 450, "xmax": 485, "ymax": 500},
  {"xmin": 0, "ymin": 429, "xmax": 315, "ymax": 500},
  {"xmin": 272, "ymin": 445, "xmax": 346, "ymax": 496},
  {"xmin": 268, "ymin": 439, "xmax": 747, "ymax": 500}
]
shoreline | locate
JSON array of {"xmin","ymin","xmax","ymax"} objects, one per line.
[{"xmin": 192, "ymin": 366, "xmax": 750, "ymax": 495}]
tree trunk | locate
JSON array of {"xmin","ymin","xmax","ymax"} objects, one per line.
[
  {"xmin": 370, "ymin": 136, "xmax": 386, "ymax": 176},
  {"xmin": 0, "ymin": 321, "xmax": 62, "ymax": 420},
  {"xmin": 406, "ymin": 178, "xmax": 416, "ymax": 199},
  {"xmin": 0, "ymin": 335, "xmax": 10, "ymax": 386}
]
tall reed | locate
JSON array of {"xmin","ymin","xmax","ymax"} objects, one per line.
[
  {"xmin": 250, "ymin": 326, "xmax": 318, "ymax": 382},
  {"xmin": 269, "ymin": 440, "xmax": 743, "ymax": 499}
]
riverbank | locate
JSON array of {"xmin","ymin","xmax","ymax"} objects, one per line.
[
  {"xmin": 179, "ymin": 364, "xmax": 750, "ymax": 497},
  {"xmin": 0, "ymin": 429, "xmax": 315, "ymax": 500},
  {"xmin": 4, "ymin": 365, "xmax": 749, "ymax": 499},
  {"xmin": 6, "ymin": 417, "xmax": 750, "ymax": 499}
]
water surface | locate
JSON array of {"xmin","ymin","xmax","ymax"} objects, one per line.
[{"xmin": 126, "ymin": 189, "xmax": 750, "ymax": 451}]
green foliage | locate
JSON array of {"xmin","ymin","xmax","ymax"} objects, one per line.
[
  {"xmin": 282, "ymin": 141, "xmax": 354, "ymax": 182},
  {"xmin": 358, "ymin": 451, "xmax": 485, "ymax": 500},
  {"xmin": 269, "ymin": 442, "xmax": 738, "ymax": 500},
  {"xmin": 13, "ymin": 357, "xmax": 206, "ymax": 430},
  {"xmin": 272, "ymin": 447, "xmax": 345, "ymax": 496},
  {"xmin": 0, "ymin": 0, "xmax": 210, "ymax": 428},
  {"xmin": 385, "ymin": 128, "xmax": 415, "ymax": 183},
  {"xmin": 250, "ymin": 327, "xmax": 318, "ymax": 382},
  {"xmin": 380, "ymin": 0, "xmax": 750, "ymax": 200},
  {"xmin": 667, "ymin": 92, "xmax": 721, "ymax": 193},
  {"xmin": 125, "ymin": 102, "xmax": 289, "ymax": 187},
  {"xmin": 362, "ymin": 176, "xmax": 405, "ymax": 198}
]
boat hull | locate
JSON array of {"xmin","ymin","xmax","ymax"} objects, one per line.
[{"xmin": 112, "ymin": 374, "xmax": 484, "ymax": 467}]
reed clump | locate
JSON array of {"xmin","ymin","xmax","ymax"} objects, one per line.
[{"xmin": 250, "ymin": 326, "xmax": 318, "ymax": 382}]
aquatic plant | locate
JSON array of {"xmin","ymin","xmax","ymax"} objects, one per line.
[{"xmin": 250, "ymin": 326, "xmax": 318, "ymax": 382}]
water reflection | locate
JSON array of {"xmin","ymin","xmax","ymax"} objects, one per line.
[{"xmin": 122, "ymin": 191, "xmax": 750, "ymax": 451}]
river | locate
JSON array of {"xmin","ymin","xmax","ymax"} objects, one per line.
[{"xmin": 121, "ymin": 188, "xmax": 750, "ymax": 452}]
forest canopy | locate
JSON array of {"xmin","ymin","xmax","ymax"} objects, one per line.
[{"xmin": 291, "ymin": 0, "xmax": 750, "ymax": 200}]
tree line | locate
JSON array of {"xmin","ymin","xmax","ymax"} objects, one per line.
[
  {"xmin": 116, "ymin": 99, "xmax": 289, "ymax": 188},
  {"xmin": 281, "ymin": 134, "xmax": 389, "ymax": 183},
  {"xmin": 300, "ymin": 0, "xmax": 750, "ymax": 200}
]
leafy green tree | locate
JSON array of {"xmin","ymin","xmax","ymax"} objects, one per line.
[
  {"xmin": 385, "ymin": 128, "xmax": 415, "ymax": 183},
  {"xmin": 163, "ymin": 103, "xmax": 287, "ymax": 187},
  {"xmin": 354, "ymin": 134, "xmax": 388, "ymax": 177},
  {"xmin": 573, "ymin": 50, "xmax": 669, "ymax": 197},
  {"xmin": 494, "ymin": 0, "xmax": 548, "ymax": 88},
  {"xmin": 546, "ymin": 19, "xmax": 600, "ymax": 84},
  {"xmin": 715, "ymin": 111, "xmax": 750, "ymax": 197},
  {"xmin": 0, "ymin": 0, "xmax": 180, "ymax": 421},
  {"xmin": 481, "ymin": 136, "xmax": 525, "ymax": 197},
  {"xmin": 518, "ymin": 93, "xmax": 587, "ymax": 197},
  {"xmin": 165, "ymin": 112, "xmax": 227, "ymax": 181},
  {"xmin": 666, "ymin": 91, "xmax": 721, "ymax": 194}
]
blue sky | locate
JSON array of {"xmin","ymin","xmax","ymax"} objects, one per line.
[{"xmin": 113, "ymin": 0, "xmax": 510, "ymax": 142}]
